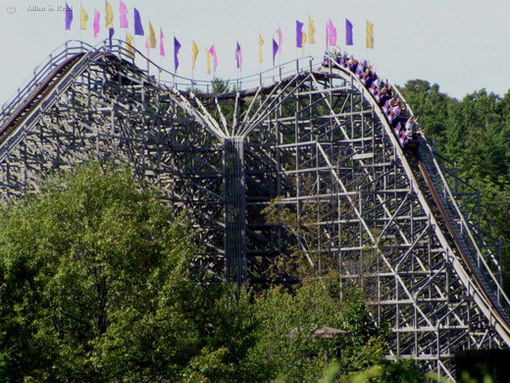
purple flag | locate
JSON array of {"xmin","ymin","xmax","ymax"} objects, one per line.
[
  {"xmin": 65, "ymin": 3, "xmax": 73, "ymax": 30},
  {"xmin": 272, "ymin": 38, "xmax": 279, "ymax": 66},
  {"xmin": 235, "ymin": 42, "xmax": 242, "ymax": 70},
  {"xmin": 296, "ymin": 20, "xmax": 304, "ymax": 48},
  {"xmin": 109, "ymin": 28, "xmax": 114, "ymax": 48},
  {"xmin": 134, "ymin": 8, "xmax": 144, "ymax": 36},
  {"xmin": 93, "ymin": 10, "xmax": 100, "ymax": 37},
  {"xmin": 346, "ymin": 19, "xmax": 353, "ymax": 45},
  {"xmin": 174, "ymin": 37, "xmax": 181, "ymax": 72},
  {"xmin": 119, "ymin": 0, "xmax": 128, "ymax": 28}
]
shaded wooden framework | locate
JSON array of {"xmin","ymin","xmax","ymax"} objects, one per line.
[{"xmin": 1, "ymin": 40, "xmax": 509, "ymax": 379}]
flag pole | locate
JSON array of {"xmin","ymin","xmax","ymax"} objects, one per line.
[
  {"xmin": 158, "ymin": 26, "xmax": 162, "ymax": 75},
  {"xmin": 277, "ymin": 23, "xmax": 282, "ymax": 68},
  {"xmin": 258, "ymin": 32, "xmax": 262, "ymax": 77},
  {"xmin": 191, "ymin": 45, "xmax": 193, "ymax": 91},
  {"xmin": 78, "ymin": 2, "xmax": 82, "ymax": 43},
  {"xmin": 145, "ymin": 38, "xmax": 150, "ymax": 74}
]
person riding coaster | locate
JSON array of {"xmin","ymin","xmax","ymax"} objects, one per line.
[
  {"xmin": 402, "ymin": 115, "xmax": 421, "ymax": 150},
  {"xmin": 321, "ymin": 50, "xmax": 422, "ymax": 151}
]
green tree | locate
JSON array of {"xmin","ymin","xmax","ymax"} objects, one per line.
[
  {"xmin": 211, "ymin": 77, "xmax": 231, "ymax": 94},
  {"xmin": 0, "ymin": 163, "xmax": 265, "ymax": 382},
  {"xmin": 247, "ymin": 279, "xmax": 421, "ymax": 382},
  {"xmin": 399, "ymin": 80, "xmax": 451, "ymax": 148}
]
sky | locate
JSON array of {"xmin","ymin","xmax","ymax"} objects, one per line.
[{"xmin": 1, "ymin": 0, "xmax": 510, "ymax": 107}]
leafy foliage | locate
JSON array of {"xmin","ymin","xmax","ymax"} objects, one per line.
[
  {"xmin": 211, "ymin": 77, "xmax": 231, "ymax": 94},
  {"xmin": 0, "ymin": 163, "xmax": 426, "ymax": 382},
  {"xmin": 248, "ymin": 282, "xmax": 384, "ymax": 382},
  {"xmin": 0, "ymin": 163, "xmax": 264, "ymax": 382},
  {"xmin": 248, "ymin": 279, "xmax": 425, "ymax": 383}
]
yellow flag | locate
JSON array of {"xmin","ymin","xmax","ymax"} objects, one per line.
[
  {"xmin": 105, "ymin": 1, "xmax": 114, "ymax": 29},
  {"xmin": 192, "ymin": 41, "xmax": 199, "ymax": 70},
  {"xmin": 207, "ymin": 52, "xmax": 211, "ymax": 75},
  {"xmin": 301, "ymin": 32, "xmax": 307, "ymax": 56},
  {"xmin": 80, "ymin": 2, "xmax": 88, "ymax": 30},
  {"xmin": 149, "ymin": 22, "xmax": 157, "ymax": 49},
  {"xmin": 258, "ymin": 35, "xmax": 264, "ymax": 63},
  {"xmin": 126, "ymin": 31, "xmax": 135, "ymax": 56},
  {"xmin": 308, "ymin": 16, "xmax": 315, "ymax": 44},
  {"xmin": 366, "ymin": 21, "xmax": 374, "ymax": 49}
]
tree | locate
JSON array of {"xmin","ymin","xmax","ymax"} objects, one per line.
[
  {"xmin": 248, "ymin": 280, "xmax": 423, "ymax": 383},
  {"xmin": 399, "ymin": 80, "xmax": 451, "ymax": 148},
  {"xmin": 0, "ymin": 163, "xmax": 265, "ymax": 382},
  {"xmin": 211, "ymin": 77, "xmax": 231, "ymax": 94}
]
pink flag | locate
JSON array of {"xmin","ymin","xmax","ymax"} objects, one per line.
[
  {"xmin": 208, "ymin": 45, "xmax": 218, "ymax": 72},
  {"xmin": 327, "ymin": 19, "xmax": 337, "ymax": 47},
  {"xmin": 119, "ymin": 0, "xmax": 128, "ymax": 28},
  {"xmin": 93, "ymin": 10, "xmax": 100, "ymax": 37},
  {"xmin": 326, "ymin": 21, "xmax": 329, "ymax": 47},
  {"xmin": 276, "ymin": 27, "xmax": 283, "ymax": 54},
  {"xmin": 145, "ymin": 37, "xmax": 150, "ymax": 57},
  {"xmin": 159, "ymin": 28, "xmax": 165, "ymax": 56}
]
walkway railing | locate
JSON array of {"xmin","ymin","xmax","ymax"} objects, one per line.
[
  {"xmin": 0, "ymin": 41, "xmax": 93, "ymax": 126},
  {"xmin": 2, "ymin": 39, "xmax": 327, "ymax": 127}
]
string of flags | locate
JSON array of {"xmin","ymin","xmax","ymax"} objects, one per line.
[{"xmin": 63, "ymin": 2, "xmax": 375, "ymax": 74}]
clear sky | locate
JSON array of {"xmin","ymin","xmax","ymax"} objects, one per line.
[{"xmin": 1, "ymin": 0, "xmax": 510, "ymax": 107}]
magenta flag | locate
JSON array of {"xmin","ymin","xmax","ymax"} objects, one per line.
[
  {"xmin": 119, "ymin": 0, "xmax": 128, "ymax": 28},
  {"xmin": 65, "ymin": 3, "xmax": 73, "ymax": 30},
  {"xmin": 296, "ymin": 20, "xmax": 304, "ymax": 48},
  {"xmin": 276, "ymin": 27, "xmax": 283, "ymax": 54},
  {"xmin": 160, "ymin": 28, "xmax": 165, "ymax": 56},
  {"xmin": 272, "ymin": 38, "xmax": 278, "ymax": 65},
  {"xmin": 145, "ymin": 37, "xmax": 150, "ymax": 57},
  {"xmin": 327, "ymin": 19, "xmax": 337, "ymax": 46},
  {"xmin": 174, "ymin": 37, "xmax": 181, "ymax": 72},
  {"xmin": 208, "ymin": 44, "xmax": 218, "ymax": 72},
  {"xmin": 93, "ymin": 10, "xmax": 100, "ymax": 37},
  {"xmin": 235, "ymin": 42, "xmax": 242, "ymax": 70},
  {"xmin": 134, "ymin": 8, "xmax": 144, "ymax": 36},
  {"xmin": 346, "ymin": 19, "xmax": 353, "ymax": 45}
]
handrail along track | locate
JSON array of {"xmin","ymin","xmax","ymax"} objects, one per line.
[
  {"xmin": 416, "ymin": 157, "xmax": 510, "ymax": 329},
  {"xmin": 325, "ymin": 58, "xmax": 510, "ymax": 345},
  {"xmin": 0, "ymin": 54, "xmax": 84, "ymax": 144}
]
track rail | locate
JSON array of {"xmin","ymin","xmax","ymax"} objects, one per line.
[
  {"xmin": 416, "ymin": 158, "xmax": 510, "ymax": 330},
  {"xmin": 323, "ymin": 58, "xmax": 510, "ymax": 346},
  {"xmin": 0, "ymin": 54, "xmax": 84, "ymax": 145}
]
